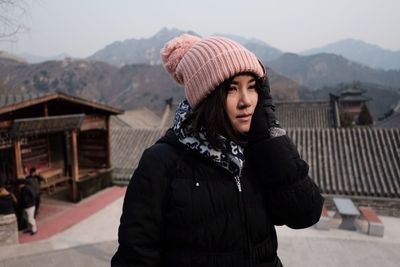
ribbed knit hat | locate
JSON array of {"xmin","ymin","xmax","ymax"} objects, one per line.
[{"xmin": 161, "ymin": 34, "xmax": 265, "ymax": 108}]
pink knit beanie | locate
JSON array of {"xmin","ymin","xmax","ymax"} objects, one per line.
[{"xmin": 161, "ymin": 34, "xmax": 265, "ymax": 108}]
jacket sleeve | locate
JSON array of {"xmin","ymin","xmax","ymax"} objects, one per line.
[
  {"xmin": 246, "ymin": 135, "xmax": 324, "ymax": 229},
  {"xmin": 111, "ymin": 144, "xmax": 176, "ymax": 266},
  {"xmin": 21, "ymin": 186, "xmax": 36, "ymax": 208}
]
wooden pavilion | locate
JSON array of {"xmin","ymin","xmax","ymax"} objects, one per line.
[{"xmin": 0, "ymin": 92, "xmax": 123, "ymax": 202}]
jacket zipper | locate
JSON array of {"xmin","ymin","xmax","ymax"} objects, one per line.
[
  {"xmin": 234, "ymin": 175, "xmax": 242, "ymax": 192},
  {"xmin": 234, "ymin": 171, "xmax": 252, "ymax": 266}
]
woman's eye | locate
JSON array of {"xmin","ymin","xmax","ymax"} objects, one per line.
[
  {"xmin": 248, "ymin": 85, "xmax": 256, "ymax": 90},
  {"xmin": 228, "ymin": 87, "xmax": 237, "ymax": 92}
]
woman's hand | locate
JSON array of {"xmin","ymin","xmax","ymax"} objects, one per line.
[
  {"xmin": 249, "ymin": 78, "xmax": 281, "ymax": 141},
  {"xmin": 260, "ymin": 79, "xmax": 280, "ymax": 129}
]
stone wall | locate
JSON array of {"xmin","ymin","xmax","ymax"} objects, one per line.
[
  {"xmin": 75, "ymin": 170, "xmax": 113, "ymax": 202},
  {"xmin": 0, "ymin": 214, "xmax": 18, "ymax": 246}
]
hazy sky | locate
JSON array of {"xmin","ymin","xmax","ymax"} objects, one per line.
[{"xmin": 1, "ymin": 0, "xmax": 400, "ymax": 58}]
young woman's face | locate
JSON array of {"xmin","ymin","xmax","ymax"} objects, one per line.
[{"xmin": 226, "ymin": 74, "xmax": 258, "ymax": 134}]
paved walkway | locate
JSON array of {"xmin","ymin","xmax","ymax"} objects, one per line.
[
  {"xmin": 0, "ymin": 186, "xmax": 125, "ymax": 260},
  {"xmin": 1, "ymin": 187, "xmax": 400, "ymax": 267},
  {"xmin": 0, "ymin": 241, "xmax": 117, "ymax": 267},
  {"xmin": 277, "ymin": 215, "xmax": 400, "ymax": 267},
  {"xmin": 19, "ymin": 186, "xmax": 126, "ymax": 244}
]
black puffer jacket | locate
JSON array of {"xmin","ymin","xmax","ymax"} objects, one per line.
[
  {"xmin": 112, "ymin": 130, "xmax": 324, "ymax": 267},
  {"xmin": 19, "ymin": 185, "xmax": 36, "ymax": 209}
]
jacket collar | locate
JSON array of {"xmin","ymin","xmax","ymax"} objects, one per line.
[{"xmin": 170, "ymin": 100, "xmax": 244, "ymax": 176}]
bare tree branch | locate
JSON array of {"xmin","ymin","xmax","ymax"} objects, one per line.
[{"xmin": 0, "ymin": 0, "xmax": 30, "ymax": 41}]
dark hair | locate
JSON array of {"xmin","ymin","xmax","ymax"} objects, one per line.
[
  {"xmin": 30, "ymin": 167, "xmax": 36, "ymax": 175},
  {"xmin": 189, "ymin": 72, "xmax": 262, "ymax": 149}
]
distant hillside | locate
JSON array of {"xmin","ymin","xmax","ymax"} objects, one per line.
[
  {"xmin": 216, "ymin": 33, "xmax": 283, "ymax": 62},
  {"xmin": 19, "ymin": 52, "xmax": 71, "ymax": 64},
  {"xmin": 88, "ymin": 27, "xmax": 199, "ymax": 66},
  {"xmin": 300, "ymin": 82, "xmax": 400, "ymax": 120},
  {"xmin": 0, "ymin": 51, "xmax": 27, "ymax": 65},
  {"xmin": 108, "ymin": 64, "xmax": 184, "ymax": 111},
  {"xmin": 268, "ymin": 53, "xmax": 400, "ymax": 89},
  {"xmin": 266, "ymin": 68, "xmax": 301, "ymax": 100},
  {"xmin": 0, "ymin": 58, "xmax": 300, "ymax": 111},
  {"xmin": 302, "ymin": 39, "xmax": 400, "ymax": 70},
  {"xmin": 0, "ymin": 58, "xmax": 121, "ymax": 102},
  {"xmin": 89, "ymin": 28, "xmax": 284, "ymax": 66}
]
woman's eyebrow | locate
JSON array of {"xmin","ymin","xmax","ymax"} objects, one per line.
[{"xmin": 231, "ymin": 78, "xmax": 256, "ymax": 85}]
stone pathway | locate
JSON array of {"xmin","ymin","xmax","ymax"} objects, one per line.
[{"xmin": 2, "ymin": 186, "xmax": 400, "ymax": 267}]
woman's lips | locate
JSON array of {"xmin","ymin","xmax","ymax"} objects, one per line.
[{"xmin": 236, "ymin": 114, "xmax": 252, "ymax": 121}]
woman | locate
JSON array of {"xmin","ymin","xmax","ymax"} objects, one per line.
[{"xmin": 112, "ymin": 34, "xmax": 324, "ymax": 267}]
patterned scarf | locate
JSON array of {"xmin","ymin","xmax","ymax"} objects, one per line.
[{"xmin": 172, "ymin": 100, "xmax": 245, "ymax": 177}]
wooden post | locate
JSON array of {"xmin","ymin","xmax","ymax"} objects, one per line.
[
  {"xmin": 14, "ymin": 138, "xmax": 24, "ymax": 178},
  {"xmin": 70, "ymin": 129, "xmax": 79, "ymax": 202},
  {"xmin": 44, "ymin": 103, "xmax": 49, "ymax": 117},
  {"xmin": 106, "ymin": 116, "xmax": 112, "ymax": 169}
]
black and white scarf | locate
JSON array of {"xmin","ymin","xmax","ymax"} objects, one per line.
[{"xmin": 172, "ymin": 100, "xmax": 244, "ymax": 177}]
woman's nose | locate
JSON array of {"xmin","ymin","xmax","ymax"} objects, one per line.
[{"xmin": 238, "ymin": 91, "xmax": 251, "ymax": 108}]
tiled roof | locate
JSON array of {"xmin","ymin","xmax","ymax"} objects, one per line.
[
  {"xmin": 275, "ymin": 101, "xmax": 338, "ymax": 128},
  {"xmin": 159, "ymin": 103, "xmax": 178, "ymax": 129},
  {"xmin": 0, "ymin": 93, "xmax": 49, "ymax": 108},
  {"xmin": 339, "ymin": 95, "xmax": 371, "ymax": 102},
  {"xmin": 375, "ymin": 103, "xmax": 400, "ymax": 128},
  {"xmin": 374, "ymin": 112, "xmax": 400, "ymax": 128},
  {"xmin": 160, "ymin": 101, "xmax": 338, "ymax": 129},
  {"xmin": 111, "ymin": 128, "xmax": 168, "ymax": 184},
  {"xmin": 111, "ymin": 127, "xmax": 400, "ymax": 199},
  {"xmin": 110, "ymin": 108, "xmax": 162, "ymax": 129},
  {"xmin": 110, "ymin": 116, "xmax": 131, "ymax": 128},
  {"xmin": 290, "ymin": 128, "xmax": 400, "ymax": 198},
  {"xmin": 0, "ymin": 92, "xmax": 123, "ymax": 115}
]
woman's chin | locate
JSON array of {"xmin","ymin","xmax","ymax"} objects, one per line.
[{"xmin": 233, "ymin": 126, "xmax": 250, "ymax": 135}]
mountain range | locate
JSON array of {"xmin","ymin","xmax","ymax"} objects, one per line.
[
  {"xmin": 88, "ymin": 28, "xmax": 199, "ymax": 66},
  {"xmin": 21, "ymin": 52, "xmax": 71, "ymax": 64},
  {"xmin": 86, "ymin": 28, "xmax": 400, "ymax": 88},
  {"xmin": 88, "ymin": 28, "xmax": 284, "ymax": 66},
  {"xmin": 268, "ymin": 52, "xmax": 400, "ymax": 89},
  {"xmin": 1, "ymin": 27, "xmax": 399, "ymax": 120},
  {"xmin": 0, "ymin": 57, "xmax": 300, "ymax": 112},
  {"xmin": 87, "ymin": 28, "xmax": 400, "ymax": 71},
  {"xmin": 0, "ymin": 51, "xmax": 26, "ymax": 65},
  {"xmin": 301, "ymin": 39, "xmax": 400, "ymax": 71}
]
